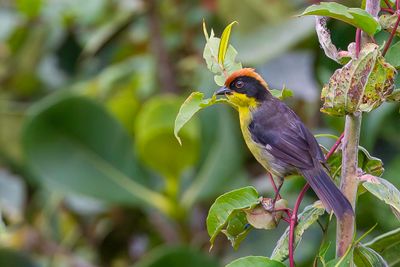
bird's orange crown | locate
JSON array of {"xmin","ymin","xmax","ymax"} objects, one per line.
[{"xmin": 224, "ymin": 68, "xmax": 269, "ymax": 89}]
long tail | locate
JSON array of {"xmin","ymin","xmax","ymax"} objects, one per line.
[{"xmin": 300, "ymin": 167, "xmax": 353, "ymax": 219}]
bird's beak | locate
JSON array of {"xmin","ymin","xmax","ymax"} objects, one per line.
[{"xmin": 215, "ymin": 86, "xmax": 232, "ymax": 95}]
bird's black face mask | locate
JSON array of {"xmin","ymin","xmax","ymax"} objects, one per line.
[{"xmin": 216, "ymin": 76, "xmax": 270, "ymax": 102}]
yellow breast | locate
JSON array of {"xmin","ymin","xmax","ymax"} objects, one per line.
[{"xmin": 238, "ymin": 106, "xmax": 274, "ymax": 173}]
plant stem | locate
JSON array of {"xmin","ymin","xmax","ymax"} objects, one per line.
[
  {"xmin": 326, "ymin": 133, "xmax": 344, "ymax": 159},
  {"xmin": 382, "ymin": 11, "xmax": 400, "ymax": 56},
  {"xmin": 381, "ymin": 7, "xmax": 395, "ymax": 14},
  {"xmin": 336, "ymin": 113, "xmax": 362, "ymax": 257},
  {"xmin": 288, "ymin": 133, "xmax": 344, "ymax": 267},
  {"xmin": 289, "ymin": 183, "xmax": 310, "ymax": 267},
  {"xmin": 268, "ymin": 172, "xmax": 281, "ymax": 199},
  {"xmin": 355, "ymin": 29, "xmax": 362, "ymax": 57},
  {"xmin": 383, "ymin": 0, "xmax": 394, "ymax": 10},
  {"xmin": 335, "ymin": 0, "xmax": 379, "ymax": 257}
]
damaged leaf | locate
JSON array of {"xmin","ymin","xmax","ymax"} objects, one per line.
[
  {"xmin": 321, "ymin": 43, "xmax": 396, "ymax": 116},
  {"xmin": 379, "ymin": 14, "xmax": 400, "ymax": 36}
]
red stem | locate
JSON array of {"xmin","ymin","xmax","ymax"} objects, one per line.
[
  {"xmin": 288, "ymin": 133, "xmax": 344, "ymax": 267},
  {"xmin": 382, "ymin": 11, "xmax": 400, "ymax": 56},
  {"xmin": 397, "ymin": 0, "xmax": 399, "ymax": 10},
  {"xmin": 382, "ymin": 7, "xmax": 395, "ymax": 14},
  {"xmin": 268, "ymin": 172, "xmax": 281, "ymax": 200},
  {"xmin": 355, "ymin": 28, "xmax": 362, "ymax": 58},
  {"xmin": 289, "ymin": 184, "xmax": 310, "ymax": 267},
  {"xmin": 326, "ymin": 133, "xmax": 344, "ymax": 159},
  {"xmin": 384, "ymin": 0, "xmax": 394, "ymax": 10}
]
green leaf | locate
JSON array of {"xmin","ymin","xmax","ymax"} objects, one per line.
[
  {"xmin": 221, "ymin": 211, "xmax": 252, "ymax": 250},
  {"xmin": 270, "ymin": 86, "xmax": 294, "ymax": 100},
  {"xmin": 353, "ymin": 244, "xmax": 388, "ymax": 267},
  {"xmin": 22, "ymin": 93, "xmax": 175, "ymax": 217},
  {"xmin": 135, "ymin": 96, "xmax": 199, "ymax": 179},
  {"xmin": 174, "ymin": 92, "xmax": 227, "ymax": 145},
  {"xmin": 385, "ymin": 41, "xmax": 400, "ymax": 69},
  {"xmin": 203, "ymin": 24, "xmax": 242, "ymax": 86},
  {"xmin": 218, "ymin": 21, "xmax": 238, "ymax": 65},
  {"xmin": 379, "ymin": 14, "xmax": 400, "ymax": 36},
  {"xmin": 300, "ymin": 2, "xmax": 381, "ymax": 35},
  {"xmin": 321, "ymin": 43, "xmax": 396, "ymax": 116},
  {"xmin": 363, "ymin": 177, "xmax": 400, "ymax": 220},
  {"xmin": 206, "ymin": 186, "xmax": 260, "ymax": 247},
  {"xmin": 133, "ymin": 246, "xmax": 220, "ymax": 267},
  {"xmin": 225, "ymin": 256, "xmax": 285, "ymax": 267},
  {"xmin": 365, "ymin": 228, "xmax": 400, "ymax": 266},
  {"xmin": 271, "ymin": 201, "xmax": 326, "ymax": 262}
]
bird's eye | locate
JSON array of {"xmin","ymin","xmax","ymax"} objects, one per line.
[{"xmin": 235, "ymin": 80, "xmax": 244, "ymax": 88}]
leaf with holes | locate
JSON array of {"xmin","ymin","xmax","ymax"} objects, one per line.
[
  {"xmin": 206, "ymin": 186, "xmax": 260, "ymax": 248},
  {"xmin": 379, "ymin": 14, "xmax": 400, "ymax": 36},
  {"xmin": 270, "ymin": 201, "xmax": 326, "ymax": 262},
  {"xmin": 300, "ymin": 2, "xmax": 381, "ymax": 35},
  {"xmin": 321, "ymin": 43, "xmax": 396, "ymax": 116}
]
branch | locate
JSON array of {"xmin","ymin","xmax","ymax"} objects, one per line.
[{"xmin": 336, "ymin": 114, "xmax": 362, "ymax": 256}]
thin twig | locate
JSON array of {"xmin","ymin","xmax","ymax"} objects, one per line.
[
  {"xmin": 384, "ymin": 0, "xmax": 394, "ymax": 10},
  {"xmin": 397, "ymin": 0, "xmax": 400, "ymax": 10},
  {"xmin": 289, "ymin": 183, "xmax": 310, "ymax": 267},
  {"xmin": 326, "ymin": 133, "xmax": 344, "ymax": 159},
  {"xmin": 355, "ymin": 28, "xmax": 362, "ymax": 58},
  {"xmin": 268, "ymin": 172, "xmax": 281, "ymax": 199},
  {"xmin": 382, "ymin": 11, "xmax": 400, "ymax": 56},
  {"xmin": 382, "ymin": 7, "xmax": 395, "ymax": 14}
]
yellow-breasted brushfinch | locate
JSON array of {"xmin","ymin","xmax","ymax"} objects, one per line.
[{"xmin": 216, "ymin": 68, "xmax": 353, "ymax": 219}]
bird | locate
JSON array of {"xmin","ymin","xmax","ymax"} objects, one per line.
[{"xmin": 215, "ymin": 68, "xmax": 353, "ymax": 219}]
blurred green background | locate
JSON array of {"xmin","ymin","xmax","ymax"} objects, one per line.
[{"xmin": 0, "ymin": 0, "xmax": 399, "ymax": 266}]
